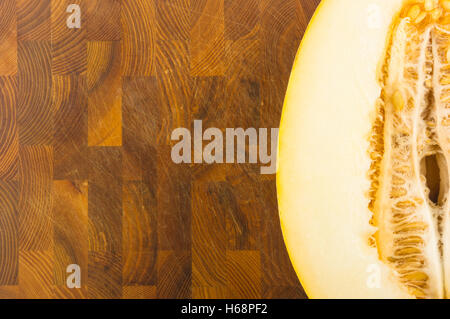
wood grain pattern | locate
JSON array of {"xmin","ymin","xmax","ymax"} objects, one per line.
[
  {"xmin": 17, "ymin": 41, "xmax": 53, "ymax": 145},
  {"xmin": 122, "ymin": 285, "xmax": 156, "ymax": 299},
  {"xmin": 52, "ymin": 180, "xmax": 88, "ymax": 286},
  {"xmin": 0, "ymin": 181, "xmax": 18, "ymax": 285},
  {"xmin": 51, "ymin": 0, "xmax": 86, "ymax": 75},
  {"xmin": 121, "ymin": 0, "xmax": 155, "ymax": 76},
  {"xmin": 87, "ymin": 41, "xmax": 122, "ymax": 146},
  {"xmin": 86, "ymin": 0, "xmax": 121, "ymax": 41},
  {"xmin": 122, "ymin": 181, "xmax": 157, "ymax": 285},
  {"xmin": 19, "ymin": 250, "xmax": 54, "ymax": 298},
  {"xmin": 190, "ymin": 0, "xmax": 225, "ymax": 76},
  {"xmin": 0, "ymin": 0, "xmax": 320, "ymax": 299},
  {"xmin": 192, "ymin": 182, "xmax": 226, "ymax": 290},
  {"xmin": 0, "ymin": 77, "xmax": 18, "ymax": 180},
  {"xmin": 156, "ymin": 40, "xmax": 191, "ymax": 142},
  {"xmin": 53, "ymin": 74, "xmax": 88, "ymax": 180},
  {"xmin": 0, "ymin": 0, "xmax": 17, "ymax": 75},
  {"xmin": 19, "ymin": 146, "xmax": 53, "ymax": 251},
  {"xmin": 156, "ymin": 0, "xmax": 190, "ymax": 41},
  {"xmin": 17, "ymin": 0, "xmax": 51, "ymax": 41}
]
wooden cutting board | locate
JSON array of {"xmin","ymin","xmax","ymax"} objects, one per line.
[{"xmin": 0, "ymin": 0, "xmax": 320, "ymax": 299}]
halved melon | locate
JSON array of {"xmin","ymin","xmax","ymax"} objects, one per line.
[{"xmin": 278, "ymin": 0, "xmax": 450, "ymax": 299}]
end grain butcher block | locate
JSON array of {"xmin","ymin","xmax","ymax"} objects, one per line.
[{"xmin": 0, "ymin": 0, "xmax": 319, "ymax": 299}]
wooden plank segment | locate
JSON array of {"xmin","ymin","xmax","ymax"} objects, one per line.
[
  {"xmin": 121, "ymin": 0, "xmax": 156, "ymax": 76},
  {"xmin": 0, "ymin": 286, "xmax": 20, "ymax": 299},
  {"xmin": 156, "ymin": 39, "xmax": 191, "ymax": 144},
  {"xmin": 225, "ymin": 0, "xmax": 259, "ymax": 41},
  {"xmin": 192, "ymin": 182, "xmax": 226, "ymax": 289},
  {"xmin": 86, "ymin": 0, "xmax": 121, "ymax": 41},
  {"xmin": 17, "ymin": 0, "xmax": 51, "ymax": 41},
  {"xmin": 0, "ymin": 0, "xmax": 17, "ymax": 76},
  {"xmin": 225, "ymin": 178, "xmax": 261, "ymax": 251},
  {"xmin": 122, "ymin": 76, "xmax": 159, "ymax": 181},
  {"xmin": 192, "ymin": 286, "xmax": 226, "ymax": 299},
  {"xmin": 0, "ymin": 181, "xmax": 18, "ymax": 285},
  {"xmin": 87, "ymin": 147, "xmax": 122, "ymax": 298},
  {"xmin": 190, "ymin": 0, "xmax": 225, "ymax": 76},
  {"xmin": 53, "ymin": 286, "xmax": 88, "ymax": 299},
  {"xmin": 51, "ymin": 0, "xmax": 86, "ymax": 75},
  {"xmin": 157, "ymin": 146, "xmax": 191, "ymax": 251},
  {"xmin": 17, "ymin": 41, "xmax": 53, "ymax": 145},
  {"xmin": 225, "ymin": 250, "xmax": 261, "ymax": 298},
  {"xmin": 52, "ymin": 180, "xmax": 88, "ymax": 287},
  {"xmin": 87, "ymin": 41, "xmax": 122, "ymax": 147},
  {"xmin": 122, "ymin": 181, "xmax": 157, "ymax": 285},
  {"xmin": 53, "ymin": 75, "xmax": 88, "ymax": 180},
  {"xmin": 157, "ymin": 250, "xmax": 191, "ymax": 298},
  {"xmin": 0, "ymin": 77, "xmax": 18, "ymax": 180},
  {"xmin": 19, "ymin": 250, "xmax": 54, "ymax": 299},
  {"xmin": 156, "ymin": 0, "xmax": 190, "ymax": 41},
  {"xmin": 88, "ymin": 147, "xmax": 122, "ymax": 253},
  {"xmin": 122, "ymin": 285, "xmax": 156, "ymax": 299},
  {"xmin": 88, "ymin": 251, "xmax": 122, "ymax": 298},
  {"xmin": 18, "ymin": 146, "xmax": 53, "ymax": 251}
]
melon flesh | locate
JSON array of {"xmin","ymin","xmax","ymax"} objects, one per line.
[{"xmin": 278, "ymin": 0, "xmax": 450, "ymax": 299}]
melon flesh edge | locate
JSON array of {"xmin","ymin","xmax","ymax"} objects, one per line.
[{"xmin": 277, "ymin": 0, "xmax": 413, "ymax": 298}]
